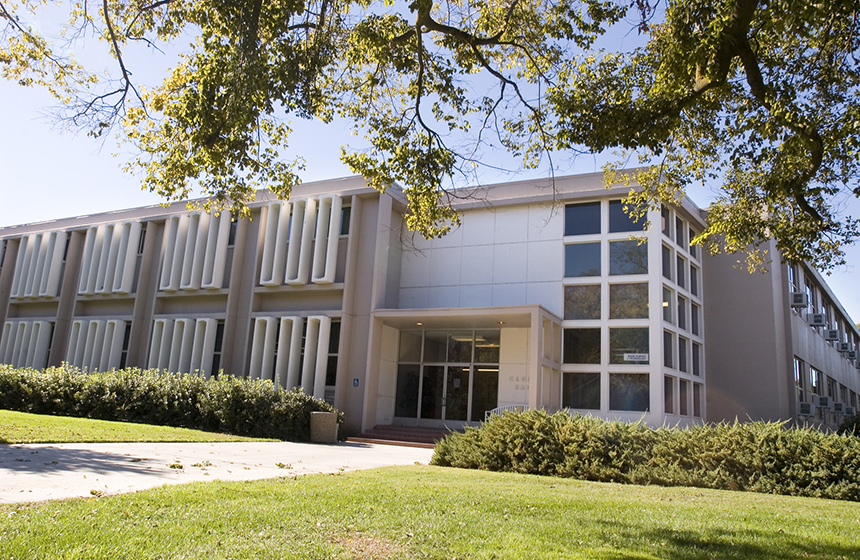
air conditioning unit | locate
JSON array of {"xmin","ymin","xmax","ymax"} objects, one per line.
[
  {"xmin": 846, "ymin": 406, "xmax": 857, "ymax": 416},
  {"xmin": 790, "ymin": 292, "xmax": 809, "ymax": 308},
  {"xmin": 798, "ymin": 402, "xmax": 815, "ymax": 416},
  {"xmin": 825, "ymin": 329, "xmax": 840, "ymax": 341},
  {"xmin": 838, "ymin": 342, "xmax": 852, "ymax": 353},
  {"xmin": 815, "ymin": 395, "xmax": 832, "ymax": 409},
  {"xmin": 848, "ymin": 351, "xmax": 858, "ymax": 360},
  {"xmin": 833, "ymin": 402, "xmax": 845, "ymax": 414},
  {"xmin": 809, "ymin": 313, "xmax": 827, "ymax": 326}
]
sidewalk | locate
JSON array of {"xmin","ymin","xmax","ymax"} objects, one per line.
[{"xmin": 0, "ymin": 441, "xmax": 435, "ymax": 503}]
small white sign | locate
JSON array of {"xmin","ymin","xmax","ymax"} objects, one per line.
[{"xmin": 624, "ymin": 353, "xmax": 649, "ymax": 362}]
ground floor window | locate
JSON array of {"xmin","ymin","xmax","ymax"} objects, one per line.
[
  {"xmin": 609, "ymin": 373, "xmax": 649, "ymax": 412},
  {"xmin": 563, "ymin": 372, "xmax": 600, "ymax": 409}
]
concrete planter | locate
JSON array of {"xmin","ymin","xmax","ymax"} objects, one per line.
[{"xmin": 310, "ymin": 411, "xmax": 338, "ymax": 443}]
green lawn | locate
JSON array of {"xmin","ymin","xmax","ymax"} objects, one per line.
[
  {"xmin": 0, "ymin": 409, "xmax": 274, "ymax": 443},
  {"xmin": 1, "ymin": 466, "xmax": 858, "ymax": 559}
]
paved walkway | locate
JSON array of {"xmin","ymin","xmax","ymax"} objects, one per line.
[{"xmin": 0, "ymin": 441, "xmax": 435, "ymax": 503}]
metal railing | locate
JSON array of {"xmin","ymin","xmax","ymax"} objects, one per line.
[{"xmin": 485, "ymin": 404, "xmax": 528, "ymax": 421}]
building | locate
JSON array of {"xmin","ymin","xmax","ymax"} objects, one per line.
[{"xmin": 0, "ymin": 173, "xmax": 857, "ymax": 435}]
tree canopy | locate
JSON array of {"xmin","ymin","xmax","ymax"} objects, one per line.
[{"xmin": 2, "ymin": 0, "xmax": 859, "ymax": 270}]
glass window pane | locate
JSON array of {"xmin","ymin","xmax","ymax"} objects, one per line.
[
  {"xmin": 609, "ymin": 240, "xmax": 648, "ymax": 275},
  {"xmin": 563, "ymin": 328, "xmax": 601, "ymax": 364},
  {"xmin": 563, "ymin": 372, "xmax": 601, "ymax": 409},
  {"xmin": 677, "ymin": 256, "xmax": 686, "ymax": 288},
  {"xmin": 398, "ymin": 331, "xmax": 422, "ymax": 362},
  {"xmin": 609, "ymin": 327, "xmax": 649, "ymax": 364},
  {"xmin": 663, "ymin": 287, "xmax": 674, "ymax": 323},
  {"xmin": 689, "ymin": 228, "xmax": 697, "ymax": 259},
  {"xmin": 395, "ymin": 364, "xmax": 420, "ymax": 418},
  {"xmin": 328, "ymin": 321, "xmax": 341, "ymax": 354},
  {"xmin": 474, "ymin": 330, "xmax": 501, "ymax": 363},
  {"xmin": 565, "ymin": 243, "xmax": 601, "ymax": 277},
  {"xmin": 676, "ymin": 217, "xmax": 685, "ymax": 247},
  {"xmin": 609, "ymin": 200, "xmax": 643, "ymax": 232},
  {"xmin": 691, "ymin": 265, "xmax": 699, "ymax": 296},
  {"xmin": 326, "ymin": 356, "xmax": 338, "ymax": 386},
  {"xmin": 564, "ymin": 284, "xmax": 601, "ymax": 320},
  {"xmin": 471, "ymin": 367, "xmax": 499, "ymax": 421},
  {"xmin": 691, "ymin": 304, "xmax": 700, "ymax": 336},
  {"xmin": 679, "ymin": 337, "xmax": 688, "ymax": 372},
  {"xmin": 447, "ymin": 331, "xmax": 473, "ymax": 363},
  {"xmin": 678, "ymin": 296, "xmax": 687, "ymax": 331},
  {"xmin": 662, "ymin": 245, "xmax": 672, "ymax": 280},
  {"xmin": 664, "ymin": 376, "xmax": 675, "ymax": 415},
  {"xmin": 420, "ymin": 365, "xmax": 444, "ymax": 419},
  {"xmin": 610, "ymin": 373, "xmax": 650, "ymax": 412},
  {"xmin": 661, "ymin": 206, "xmax": 671, "ymax": 239},
  {"xmin": 664, "ymin": 330, "xmax": 674, "ymax": 369},
  {"xmin": 694, "ymin": 383, "xmax": 703, "ymax": 417},
  {"xmin": 679, "ymin": 379, "xmax": 689, "ymax": 415},
  {"xmin": 423, "ymin": 331, "xmax": 447, "ymax": 362},
  {"xmin": 692, "ymin": 343, "xmax": 701, "ymax": 376},
  {"xmin": 565, "ymin": 202, "xmax": 601, "ymax": 236},
  {"xmin": 609, "ymin": 283, "xmax": 649, "ymax": 319}
]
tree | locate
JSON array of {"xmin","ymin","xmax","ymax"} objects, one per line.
[{"xmin": 2, "ymin": 0, "xmax": 859, "ymax": 269}]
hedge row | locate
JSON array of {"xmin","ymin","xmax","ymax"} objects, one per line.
[
  {"xmin": 431, "ymin": 410, "xmax": 860, "ymax": 502},
  {"xmin": 0, "ymin": 364, "xmax": 342, "ymax": 441}
]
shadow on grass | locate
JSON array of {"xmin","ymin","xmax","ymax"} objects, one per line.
[{"xmin": 592, "ymin": 520, "xmax": 860, "ymax": 560}]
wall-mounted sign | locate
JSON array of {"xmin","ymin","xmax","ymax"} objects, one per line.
[
  {"xmin": 353, "ymin": 378, "xmax": 359, "ymax": 387},
  {"xmin": 624, "ymin": 353, "xmax": 649, "ymax": 362}
]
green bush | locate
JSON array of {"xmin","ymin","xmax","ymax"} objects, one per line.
[
  {"xmin": 432, "ymin": 410, "xmax": 860, "ymax": 502},
  {"xmin": 0, "ymin": 363, "xmax": 342, "ymax": 441}
]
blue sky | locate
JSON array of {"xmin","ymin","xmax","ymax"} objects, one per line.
[{"xmin": 2, "ymin": 76, "xmax": 859, "ymax": 322}]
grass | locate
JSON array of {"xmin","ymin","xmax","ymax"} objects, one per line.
[
  {"xmin": 1, "ymin": 466, "xmax": 858, "ymax": 559},
  {"xmin": 0, "ymin": 409, "xmax": 275, "ymax": 443}
]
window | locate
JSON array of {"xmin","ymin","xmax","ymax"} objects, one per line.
[
  {"xmin": 663, "ymin": 331, "xmax": 674, "ymax": 369},
  {"xmin": 609, "ymin": 373, "xmax": 650, "ymax": 412},
  {"xmin": 663, "ymin": 287, "xmax": 674, "ymax": 324},
  {"xmin": 137, "ymin": 225, "xmax": 147, "ymax": 255},
  {"xmin": 662, "ymin": 245, "xmax": 673, "ymax": 280},
  {"xmin": 675, "ymin": 217, "xmax": 685, "ymax": 248},
  {"xmin": 679, "ymin": 379, "xmax": 689, "ymax": 415},
  {"xmin": 810, "ymin": 368, "xmax": 821, "ymax": 395},
  {"xmin": 340, "ymin": 206, "xmax": 351, "ymax": 235},
  {"xmin": 609, "ymin": 240, "xmax": 648, "ymax": 275},
  {"xmin": 664, "ymin": 376, "xmax": 675, "ymax": 414},
  {"xmin": 677, "ymin": 255, "xmax": 686, "ymax": 289},
  {"xmin": 399, "ymin": 331, "xmax": 422, "ymax": 362},
  {"xmin": 325, "ymin": 322, "xmax": 342, "ymax": 386},
  {"xmin": 474, "ymin": 330, "xmax": 501, "ymax": 363},
  {"xmin": 827, "ymin": 376, "xmax": 837, "ymax": 399},
  {"xmin": 563, "ymin": 328, "xmax": 601, "ymax": 364},
  {"xmin": 690, "ymin": 265, "xmax": 699, "ymax": 297},
  {"xmin": 852, "ymin": 391, "xmax": 857, "ymax": 408},
  {"xmin": 609, "ymin": 200, "xmax": 643, "ymax": 233},
  {"xmin": 677, "ymin": 296, "xmax": 687, "ymax": 331},
  {"xmin": 563, "ymin": 372, "xmax": 600, "ymax": 409},
  {"xmin": 840, "ymin": 384, "xmax": 848, "ymax": 404},
  {"xmin": 688, "ymin": 227, "xmax": 698, "ymax": 259},
  {"xmin": 794, "ymin": 358, "xmax": 805, "ymax": 402},
  {"xmin": 565, "ymin": 202, "xmax": 601, "ymax": 236},
  {"xmin": 227, "ymin": 218, "xmax": 238, "ymax": 246},
  {"xmin": 692, "ymin": 343, "xmax": 701, "ymax": 376},
  {"xmin": 609, "ymin": 328, "xmax": 649, "ymax": 364},
  {"xmin": 691, "ymin": 304, "xmax": 701, "ymax": 336},
  {"xmin": 211, "ymin": 320, "xmax": 225, "ymax": 375},
  {"xmin": 609, "ymin": 283, "xmax": 648, "ymax": 319},
  {"xmin": 423, "ymin": 331, "xmax": 448, "ymax": 362},
  {"xmin": 678, "ymin": 337, "xmax": 689, "ymax": 373},
  {"xmin": 693, "ymin": 383, "xmax": 703, "ymax": 417},
  {"xmin": 787, "ymin": 263, "xmax": 797, "ymax": 292},
  {"xmin": 564, "ymin": 243, "xmax": 601, "ymax": 277},
  {"xmin": 661, "ymin": 206, "xmax": 672, "ymax": 239},
  {"xmin": 564, "ymin": 285, "xmax": 601, "ymax": 320},
  {"xmin": 119, "ymin": 323, "xmax": 132, "ymax": 369}
]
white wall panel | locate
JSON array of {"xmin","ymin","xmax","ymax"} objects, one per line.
[
  {"xmin": 201, "ymin": 211, "xmax": 231, "ymax": 289},
  {"xmin": 276, "ymin": 317, "xmax": 304, "ymax": 389},
  {"xmin": 260, "ymin": 203, "xmax": 290, "ymax": 286},
  {"xmin": 113, "ymin": 221, "xmax": 142, "ymax": 294},
  {"xmin": 190, "ymin": 318, "xmax": 218, "ymax": 376},
  {"xmin": 285, "ymin": 198, "xmax": 317, "ymax": 285},
  {"xmin": 311, "ymin": 195, "xmax": 342, "ymax": 284}
]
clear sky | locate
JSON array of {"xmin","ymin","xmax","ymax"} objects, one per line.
[{"xmin": 2, "ymin": 76, "xmax": 859, "ymax": 323}]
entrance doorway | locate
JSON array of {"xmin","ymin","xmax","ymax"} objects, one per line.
[{"xmin": 394, "ymin": 330, "xmax": 500, "ymax": 427}]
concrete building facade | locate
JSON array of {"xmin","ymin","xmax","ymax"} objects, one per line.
[{"xmin": 0, "ymin": 173, "xmax": 857, "ymax": 434}]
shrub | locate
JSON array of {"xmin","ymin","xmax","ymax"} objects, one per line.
[
  {"xmin": 0, "ymin": 363, "xmax": 341, "ymax": 441},
  {"xmin": 432, "ymin": 410, "xmax": 860, "ymax": 502}
]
